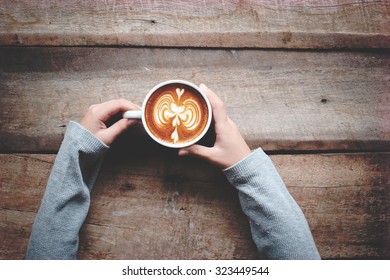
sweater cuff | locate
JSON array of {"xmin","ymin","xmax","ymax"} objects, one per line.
[
  {"xmin": 223, "ymin": 148, "xmax": 269, "ymax": 186},
  {"xmin": 65, "ymin": 121, "xmax": 109, "ymax": 157}
]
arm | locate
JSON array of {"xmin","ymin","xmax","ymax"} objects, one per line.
[
  {"xmin": 26, "ymin": 99, "xmax": 140, "ymax": 259},
  {"xmin": 223, "ymin": 149, "xmax": 320, "ymax": 259},
  {"xmin": 179, "ymin": 85, "xmax": 320, "ymax": 259},
  {"xmin": 26, "ymin": 122, "xmax": 108, "ymax": 259}
]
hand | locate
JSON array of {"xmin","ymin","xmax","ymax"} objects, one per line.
[
  {"xmin": 80, "ymin": 99, "xmax": 141, "ymax": 146},
  {"xmin": 179, "ymin": 84, "xmax": 251, "ymax": 169}
]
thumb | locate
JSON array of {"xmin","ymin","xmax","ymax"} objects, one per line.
[
  {"xmin": 100, "ymin": 118, "xmax": 137, "ymax": 145},
  {"xmin": 178, "ymin": 144, "xmax": 213, "ymax": 161}
]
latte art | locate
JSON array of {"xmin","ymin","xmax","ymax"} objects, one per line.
[
  {"xmin": 145, "ymin": 84, "xmax": 209, "ymax": 145},
  {"xmin": 153, "ymin": 88, "xmax": 202, "ymax": 143}
]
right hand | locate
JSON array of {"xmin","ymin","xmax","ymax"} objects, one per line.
[{"xmin": 178, "ymin": 84, "xmax": 251, "ymax": 169}]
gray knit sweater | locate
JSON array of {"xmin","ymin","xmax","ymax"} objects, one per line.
[{"xmin": 26, "ymin": 121, "xmax": 320, "ymax": 260}]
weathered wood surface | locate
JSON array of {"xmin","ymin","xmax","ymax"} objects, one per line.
[
  {"xmin": 1, "ymin": 47, "xmax": 389, "ymax": 153},
  {"xmin": 1, "ymin": 152, "xmax": 389, "ymax": 259},
  {"xmin": 0, "ymin": 0, "xmax": 389, "ymax": 48}
]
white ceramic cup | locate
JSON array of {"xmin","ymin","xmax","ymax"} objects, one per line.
[{"xmin": 123, "ymin": 80, "xmax": 212, "ymax": 148}]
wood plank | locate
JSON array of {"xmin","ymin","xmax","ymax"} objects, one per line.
[
  {"xmin": 1, "ymin": 152, "xmax": 389, "ymax": 259},
  {"xmin": 0, "ymin": 47, "xmax": 389, "ymax": 152},
  {"xmin": 0, "ymin": 0, "xmax": 389, "ymax": 48}
]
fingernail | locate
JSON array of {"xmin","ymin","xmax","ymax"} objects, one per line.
[
  {"xmin": 200, "ymin": 84, "xmax": 208, "ymax": 90},
  {"xmin": 127, "ymin": 119, "xmax": 137, "ymax": 126},
  {"xmin": 178, "ymin": 149, "xmax": 189, "ymax": 156}
]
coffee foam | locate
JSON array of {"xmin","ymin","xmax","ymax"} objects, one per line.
[{"xmin": 145, "ymin": 84, "xmax": 209, "ymax": 145}]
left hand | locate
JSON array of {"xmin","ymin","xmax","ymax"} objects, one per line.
[{"xmin": 80, "ymin": 99, "xmax": 141, "ymax": 145}]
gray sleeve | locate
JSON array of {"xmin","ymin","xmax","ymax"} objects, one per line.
[
  {"xmin": 223, "ymin": 148, "xmax": 320, "ymax": 260},
  {"xmin": 26, "ymin": 121, "xmax": 109, "ymax": 260}
]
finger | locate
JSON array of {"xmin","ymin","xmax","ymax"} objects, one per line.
[
  {"xmin": 99, "ymin": 118, "xmax": 137, "ymax": 145},
  {"xmin": 95, "ymin": 99, "xmax": 141, "ymax": 121},
  {"xmin": 178, "ymin": 144, "xmax": 214, "ymax": 161},
  {"xmin": 199, "ymin": 84, "xmax": 228, "ymax": 124}
]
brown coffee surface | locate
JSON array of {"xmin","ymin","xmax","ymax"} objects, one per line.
[{"xmin": 145, "ymin": 83, "xmax": 209, "ymax": 145}]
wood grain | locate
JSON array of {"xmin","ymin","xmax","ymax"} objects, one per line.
[
  {"xmin": 0, "ymin": 0, "xmax": 389, "ymax": 48},
  {"xmin": 0, "ymin": 47, "xmax": 389, "ymax": 152},
  {"xmin": 1, "ymin": 152, "xmax": 389, "ymax": 259}
]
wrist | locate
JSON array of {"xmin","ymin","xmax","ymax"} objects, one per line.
[
  {"xmin": 69, "ymin": 121, "xmax": 110, "ymax": 152},
  {"xmin": 222, "ymin": 149, "xmax": 253, "ymax": 171}
]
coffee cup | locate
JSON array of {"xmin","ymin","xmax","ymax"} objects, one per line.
[{"xmin": 123, "ymin": 80, "xmax": 212, "ymax": 148}]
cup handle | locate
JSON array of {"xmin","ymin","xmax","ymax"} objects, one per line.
[{"xmin": 123, "ymin": 110, "xmax": 142, "ymax": 119}]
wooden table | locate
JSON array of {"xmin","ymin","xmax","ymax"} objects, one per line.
[{"xmin": 0, "ymin": 0, "xmax": 389, "ymax": 259}]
